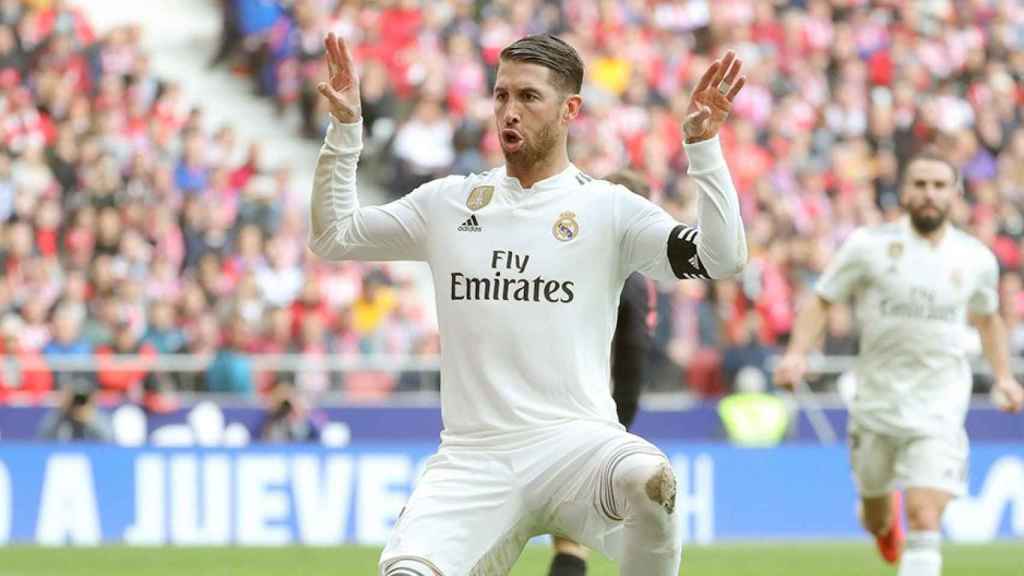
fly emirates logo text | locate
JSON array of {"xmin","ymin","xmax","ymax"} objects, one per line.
[{"xmin": 450, "ymin": 250, "xmax": 575, "ymax": 304}]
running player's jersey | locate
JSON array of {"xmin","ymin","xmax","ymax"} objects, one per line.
[
  {"xmin": 815, "ymin": 218, "xmax": 999, "ymax": 436},
  {"xmin": 310, "ymin": 119, "xmax": 746, "ymax": 440}
]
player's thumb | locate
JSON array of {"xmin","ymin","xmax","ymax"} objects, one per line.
[
  {"xmin": 684, "ymin": 105, "xmax": 710, "ymax": 132},
  {"xmin": 318, "ymin": 82, "xmax": 341, "ymax": 104}
]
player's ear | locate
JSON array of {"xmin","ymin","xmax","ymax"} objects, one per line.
[{"xmin": 563, "ymin": 94, "xmax": 582, "ymax": 122}]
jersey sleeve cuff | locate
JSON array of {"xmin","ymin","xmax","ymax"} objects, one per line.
[
  {"xmin": 683, "ymin": 135, "xmax": 726, "ymax": 175},
  {"xmin": 325, "ymin": 117, "xmax": 364, "ymax": 153}
]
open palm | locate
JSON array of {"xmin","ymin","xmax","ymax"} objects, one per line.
[
  {"xmin": 318, "ymin": 32, "xmax": 361, "ymax": 124},
  {"xmin": 683, "ymin": 50, "xmax": 746, "ymax": 143}
]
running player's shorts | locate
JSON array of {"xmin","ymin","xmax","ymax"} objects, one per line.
[
  {"xmin": 378, "ymin": 420, "xmax": 668, "ymax": 576},
  {"xmin": 848, "ymin": 423, "xmax": 968, "ymax": 498}
]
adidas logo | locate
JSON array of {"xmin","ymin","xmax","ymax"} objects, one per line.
[{"xmin": 457, "ymin": 214, "xmax": 482, "ymax": 232}]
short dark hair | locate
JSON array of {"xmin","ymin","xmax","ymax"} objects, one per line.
[
  {"xmin": 902, "ymin": 150, "xmax": 960, "ymax": 190},
  {"xmin": 499, "ymin": 34, "xmax": 583, "ymax": 94}
]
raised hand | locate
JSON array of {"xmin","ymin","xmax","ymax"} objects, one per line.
[
  {"xmin": 683, "ymin": 50, "xmax": 746, "ymax": 143},
  {"xmin": 318, "ymin": 32, "xmax": 361, "ymax": 124}
]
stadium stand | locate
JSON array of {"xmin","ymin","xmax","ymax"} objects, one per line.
[
  {"xmin": 219, "ymin": 0, "xmax": 1024, "ymax": 397},
  {"xmin": 0, "ymin": 0, "xmax": 436, "ymax": 407},
  {"xmin": 2, "ymin": 0, "xmax": 1023, "ymax": 406}
]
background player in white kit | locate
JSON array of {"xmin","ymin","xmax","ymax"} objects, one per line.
[
  {"xmin": 774, "ymin": 154, "xmax": 1024, "ymax": 576},
  {"xmin": 311, "ymin": 31, "xmax": 747, "ymax": 576}
]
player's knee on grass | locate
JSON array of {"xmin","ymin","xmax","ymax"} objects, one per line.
[
  {"xmin": 614, "ymin": 456, "xmax": 678, "ymax": 523},
  {"xmin": 640, "ymin": 461, "xmax": 677, "ymax": 515},
  {"xmin": 612, "ymin": 455, "xmax": 683, "ymax": 568}
]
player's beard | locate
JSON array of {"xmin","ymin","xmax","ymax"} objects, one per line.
[
  {"xmin": 502, "ymin": 121, "xmax": 560, "ymax": 172},
  {"xmin": 906, "ymin": 202, "xmax": 948, "ymax": 235}
]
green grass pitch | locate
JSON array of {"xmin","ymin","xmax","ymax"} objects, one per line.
[{"xmin": 1, "ymin": 543, "xmax": 1021, "ymax": 575}]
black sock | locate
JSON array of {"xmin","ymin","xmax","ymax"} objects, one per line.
[{"xmin": 548, "ymin": 552, "xmax": 587, "ymax": 576}]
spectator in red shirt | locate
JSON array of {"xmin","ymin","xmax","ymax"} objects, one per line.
[{"xmin": 0, "ymin": 313, "xmax": 52, "ymax": 404}]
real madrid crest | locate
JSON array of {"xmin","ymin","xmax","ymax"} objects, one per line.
[
  {"xmin": 553, "ymin": 211, "xmax": 579, "ymax": 242},
  {"xmin": 466, "ymin": 186, "xmax": 494, "ymax": 211}
]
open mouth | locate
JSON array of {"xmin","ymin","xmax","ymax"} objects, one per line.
[{"xmin": 501, "ymin": 129, "xmax": 524, "ymax": 150}]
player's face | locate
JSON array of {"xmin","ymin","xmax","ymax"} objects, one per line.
[
  {"xmin": 493, "ymin": 61, "xmax": 578, "ymax": 166},
  {"xmin": 900, "ymin": 159, "xmax": 958, "ymax": 235}
]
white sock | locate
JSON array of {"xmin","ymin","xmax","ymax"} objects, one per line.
[
  {"xmin": 897, "ymin": 531, "xmax": 942, "ymax": 576},
  {"xmin": 613, "ymin": 453, "xmax": 683, "ymax": 576}
]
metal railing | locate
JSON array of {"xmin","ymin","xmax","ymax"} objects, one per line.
[
  {"xmin": 4, "ymin": 351, "xmax": 1015, "ymax": 385},
  {"xmin": 3, "ymin": 352, "xmax": 1015, "ymax": 444},
  {"xmin": 5, "ymin": 354, "xmax": 442, "ymax": 373}
]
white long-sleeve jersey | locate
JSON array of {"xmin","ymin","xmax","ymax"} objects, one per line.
[
  {"xmin": 816, "ymin": 218, "xmax": 999, "ymax": 437},
  {"xmin": 310, "ymin": 119, "xmax": 747, "ymax": 440}
]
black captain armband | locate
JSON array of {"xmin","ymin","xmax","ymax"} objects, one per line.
[{"xmin": 667, "ymin": 224, "xmax": 711, "ymax": 279}]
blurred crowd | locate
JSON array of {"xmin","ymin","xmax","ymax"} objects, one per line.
[
  {"xmin": 0, "ymin": 0, "xmax": 436, "ymax": 408},
  {"xmin": 3, "ymin": 0, "xmax": 1024, "ymax": 408},
  {"xmin": 218, "ymin": 0, "xmax": 1024, "ymax": 396}
]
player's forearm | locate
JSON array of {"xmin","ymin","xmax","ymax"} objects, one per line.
[
  {"xmin": 786, "ymin": 295, "xmax": 830, "ymax": 356},
  {"xmin": 975, "ymin": 314, "xmax": 1013, "ymax": 381},
  {"xmin": 683, "ymin": 136, "xmax": 748, "ymax": 278},
  {"xmin": 308, "ymin": 118, "xmax": 364, "ymax": 258}
]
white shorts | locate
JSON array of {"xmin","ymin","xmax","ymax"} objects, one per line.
[
  {"xmin": 379, "ymin": 420, "xmax": 668, "ymax": 576},
  {"xmin": 848, "ymin": 424, "xmax": 968, "ymax": 498}
]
